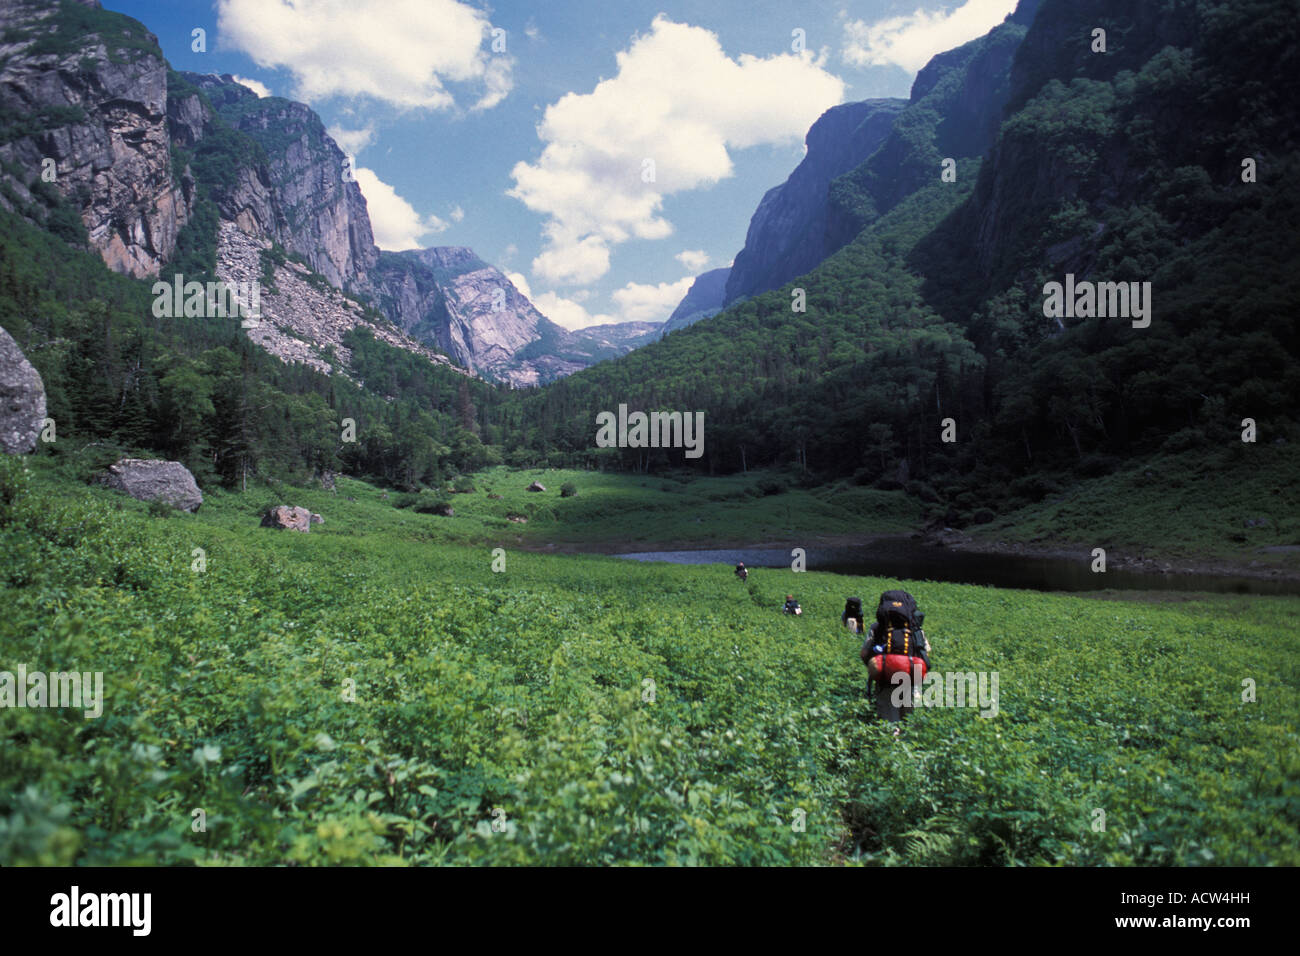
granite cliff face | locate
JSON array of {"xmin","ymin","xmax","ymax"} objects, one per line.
[
  {"xmin": 662, "ymin": 267, "xmax": 731, "ymax": 335},
  {"xmin": 185, "ymin": 72, "xmax": 378, "ymax": 291},
  {"xmin": 0, "ymin": 0, "xmax": 190, "ymax": 277},
  {"xmin": 722, "ymin": 100, "xmax": 903, "ymax": 307}
]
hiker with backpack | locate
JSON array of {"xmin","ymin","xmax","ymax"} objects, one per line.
[
  {"xmin": 735, "ymin": 562, "xmax": 748, "ymax": 582},
  {"xmin": 859, "ymin": 590, "xmax": 930, "ymax": 728},
  {"xmin": 783, "ymin": 594, "xmax": 802, "ymax": 616}
]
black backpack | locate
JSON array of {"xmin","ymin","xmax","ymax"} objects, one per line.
[
  {"xmin": 843, "ymin": 596, "xmax": 864, "ymax": 630},
  {"xmin": 875, "ymin": 590, "xmax": 922, "ymax": 631},
  {"xmin": 873, "ymin": 590, "xmax": 927, "ymax": 665}
]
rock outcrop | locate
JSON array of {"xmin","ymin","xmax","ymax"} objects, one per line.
[
  {"xmin": 260, "ymin": 505, "xmax": 312, "ymax": 532},
  {"xmin": 526, "ymin": 481, "xmax": 545, "ymax": 492},
  {"xmin": 0, "ymin": 325, "xmax": 46, "ymax": 454},
  {"xmin": 723, "ymin": 100, "xmax": 904, "ymax": 307},
  {"xmin": 98, "ymin": 458, "xmax": 203, "ymax": 511},
  {"xmin": 0, "ymin": 0, "xmax": 191, "ymax": 277}
]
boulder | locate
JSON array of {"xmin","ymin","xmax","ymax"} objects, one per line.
[
  {"xmin": 318, "ymin": 470, "xmax": 337, "ymax": 492},
  {"xmin": 0, "ymin": 325, "xmax": 46, "ymax": 455},
  {"xmin": 527, "ymin": 481, "xmax": 546, "ymax": 492},
  {"xmin": 261, "ymin": 505, "xmax": 312, "ymax": 532},
  {"xmin": 310, "ymin": 512, "xmax": 324, "ymax": 524},
  {"xmin": 431, "ymin": 503, "xmax": 454, "ymax": 517},
  {"xmin": 99, "ymin": 458, "xmax": 203, "ymax": 511},
  {"xmin": 507, "ymin": 514, "xmax": 528, "ymax": 523}
]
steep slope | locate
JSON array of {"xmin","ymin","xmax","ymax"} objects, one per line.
[
  {"xmin": 722, "ymin": 100, "xmax": 903, "ymax": 307},
  {"xmin": 824, "ymin": 0, "xmax": 1041, "ymax": 251},
  {"xmin": 0, "ymin": 0, "xmax": 191, "ymax": 277},
  {"xmin": 662, "ymin": 267, "xmax": 730, "ymax": 335},
  {"xmin": 182, "ymin": 71, "xmax": 378, "ymax": 292},
  {"xmin": 214, "ymin": 221, "xmax": 455, "ymax": 376}
]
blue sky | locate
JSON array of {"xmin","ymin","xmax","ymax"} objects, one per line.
[{"xmin": 107, "ymin": 0, "xmax": 1017, "ymax": 327}]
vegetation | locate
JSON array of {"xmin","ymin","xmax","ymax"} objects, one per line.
[{"xmin": 1, "ymin": 460, "xmax": 1295, "ymax": 866}]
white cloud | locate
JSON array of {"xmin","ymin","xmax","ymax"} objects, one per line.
[
  {"xmin": 842, "ymin": 0, "xmax": 1016, "ymax": 74},
  {"xmin": 327, "ymin": 125, "xmax": 376, "ymax": 157},
  {"xmin": 508, "ymin": 16, "xmax": 844, "ymax": 285},
  {"xmin": 531, "ymin": 277, "xmax": 693, "ymax": 330},
  {"xmin": 611, "ymin": 277, "xmax": 693, "ymax": 323},
  {"xmin": 354, "ymin": 167, "xmax": 448, "ymax": 250},
  {"xmin": 216, "ymin": 0, "xmax": 514, "ymax": 110},
  {"xmin": 531, "ymin": 291, "xmax": 614, "ymax": 330},
  {"xmin": 231, "ymin": 74, "xmax": 270, "ymax": 97},
  {"xmin": 675, "ymin": 249, "xmax": 710, "ymax": 272},
  {"xmin": 449, "ymin": 205, "xmax": 465, "ymax": 222},
  {"xmin": 505, "ymin": 271, "xmax": 531, "ymax": 299}
]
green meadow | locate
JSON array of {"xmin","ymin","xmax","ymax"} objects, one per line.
[{"xmin": 1, "ymin": 457, "xmax": 1297, "ymax": 865}]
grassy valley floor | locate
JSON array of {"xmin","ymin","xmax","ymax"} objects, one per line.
[{"xmin": 0, "ymin": 457, "xmax": 1297, "ymax": 865}]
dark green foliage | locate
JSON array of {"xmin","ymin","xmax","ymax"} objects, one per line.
[{"xmin": 559, "ymin": 481, "xmax": 577, "ymax": 498}]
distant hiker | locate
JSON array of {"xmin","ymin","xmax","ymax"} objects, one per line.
[
  {"xmin": 735, "ymin": 562, "xmax": 748, "ymax": 582},
  {"xmin": 842, "ymin": 596, "xmax": 865, "ymax": 633},
  {"xmin": 783, "ymin": 594, "xmax": 802, "ymax": 616},
  {"xmin": 860, "ymin": 590, "xmax": 930, "ymax": 729}
]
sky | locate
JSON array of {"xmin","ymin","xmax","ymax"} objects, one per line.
[{"xmin": 107, "ymin": 0, "xmax": 1018, "ymax": 328}]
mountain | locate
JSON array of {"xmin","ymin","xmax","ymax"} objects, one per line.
[
  {"xmin": 722, "ymin": 100, "xmax": 903, "ymax": 307},
  {"xmin": 662, "ymin": 267, "xmax": 730, "ymax": 335},
  {"xmin": 514, "ymin": 0, "xmax": 1300, "ymax": 525},
  {"xmin": 0, "ymin": 0, "xmax": 639, "ymax": 389}
]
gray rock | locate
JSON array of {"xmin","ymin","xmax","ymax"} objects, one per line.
[
  {"xmin": 0, "ymin": 326, "xmax": 46, "ymax": 454},
  {"xmin": 527, "ymin": 481, "xmax": 546, "ymax": 492},
  {"xmin": 309, "ymin": 512, "xmax": 323, "ymax": 524},
  {"xmin": 261, "ymin": 505, "xmax": 312, "ymax": 532},
  {"xmin": 99, "ymin": 458, "xmax": 202, "ymax": 511}
]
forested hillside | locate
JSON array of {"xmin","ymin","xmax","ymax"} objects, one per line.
[
  {"xmin": 515, "ymin": 0, "xmax": 1300, "ymax": 524},
  {"xmin": 0, "ymin": 208, "xmax": 514, "ymax": 490}
]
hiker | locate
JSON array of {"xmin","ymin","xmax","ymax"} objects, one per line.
[
  {"xmin": 735, "ymin": 562, "xmax": 748, "ymax": 582},
  {"xmin": 859, "ymin": 590, "xmax": 930, "ymax": 730},
  {"xmin": 783, "ymin": 594, "xmax": 802, "ymax": 616},
  {"xmin": 842, "ymin": 596, "xmax": 865, "ymax": 633}
]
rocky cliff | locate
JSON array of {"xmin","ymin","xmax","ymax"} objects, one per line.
[
  {"xmin": 0, "ymin": 3, "xmax": 666, "ymax": 387},
  {"xmin": 722, "ymin": 100, "xmax": 903, "ymax": 307},
  {"xmin": 0, "ymin": 0, "xmax": 191, "ymax": 277},
  {"xmin": 184, "ymin": 72, "xmax": 378, "ymax": 291}
]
